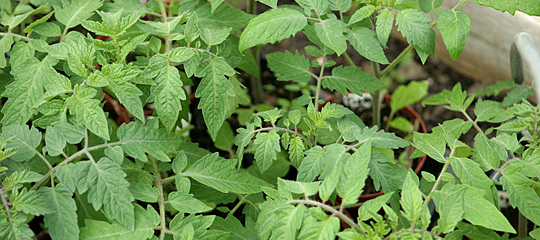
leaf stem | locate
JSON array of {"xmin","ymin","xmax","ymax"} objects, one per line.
[
  {"xmin": 30, "ymin": 141, "xmax": 126, "ymax": 191},
  {"xmin": 289, "ymin": 199, "xmax": 365, "ymax": 235},
  {"xmin": 0, "ymin": 187, "xmax": 16, "ymax": 239},
  {"xmin": 380, "ymin": 44, "xmax": 414, "ymax": 79},
  {"xmin": 0, "ymin": 32, "xmax": 31, "ymax": 42},
  {"xmin": 254, "ymin": 127, "xmax": 312, "ymax": 147},
  {"xmin": 157, "ymin": 0, "xmax": 169, "ymax": 23},
  {"xmin": 371, "ymin": 61, "xmax": 382, "ymax": 128},
  {"xmin": 229, "ymin": 194, "xmax": 250, "ymax": 215},
  {"xmin": 151, "ymin": 158, "xmax": 168, "ymax": 240},
  {"xmin": 343, "ymin": 52, "xmax": 357, "ymax": 68}
]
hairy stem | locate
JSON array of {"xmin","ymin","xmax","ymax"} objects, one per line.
[
  {"xmin": 0, "ymin": 187, "xmax": 16, "ymax": 239},
  {"xmin": 151, "ymin": 158, "xmax": 168, "ymax": 240},
  {"xmin": 371, "ymin": 61, "xmax": 382, "ymax": 128},
  {"xmin": 289, "ymin": 199, "xmax": 365, "ymax": 235},
  {"xmin": 0, "ymin": 32, "xmax": 31, "ymax": 42},
  {"xmin": 380, "ymin": 44, "xmax": 414, "ymax": 79}
]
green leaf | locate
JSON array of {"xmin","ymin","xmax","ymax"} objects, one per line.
[
  {"xmin": 423, "ymin": 83, "xmax": 473, "ymax": 112},
  {"xmin": 501, "ymin": 171, "xmax": 540, "ymax": 226},
  {"xmin": 195, "ymin": 54, "xmax": 236, "ymax": 140},
  {"xmin": 152, "ymin": 65, "xmax": 187, "ymax": 132},
  {"xmin": 0, "ymin": 212, "xmax": 34, "ymax": 240},
  {"xmin": 349, "ymin": 5, "xmax": 377, "ymax": 25},
  {"xmin": 474, "ymin": 99, "xmax": 505, "ymax": 123},
  {"xmin": 389, "ymin": 117, "xmax": 414, "ymax": 132},
  {"xmin": 179, "ymin": 0, "xmax": 251, "ymax": 30},
  {"xmin": 462, "ymin": 186, "xmax": 515, "ymax": 233},
  {"xmin": 129, "ymin": 181, "xmax": 159, "ymax": 203},
  {"xmin": 472, "ymin": 134, "xmax": 505, "ymax": 171},
  {"xmin": 268, "ymin": 204, "xmax": 307, "ymax": 240},
  {"xmin": 297, "ymin": 210, "xmax": 340, "ymax": 240},
  {"xmin": 347, "ymin": 27, "xmax": 389, "ymax": 64},
  {"xmin": 200, "ymin": 26, "xmax": 232, "ymax": 46},
  {"xmin": 288, "ymin": 136, "xmax": 305, "ymax": 167},
  {"xmin": 67, "ymin": 52, "xmax": 87, "ymax": 76},
  {"xmin": 82, "ymin": 9, "xmax": 140, "ymax": 38},
  {"xmin": 257, "ymin": 0, "xmax": 277, "ymax": 8},
  {"xmin": 38, "ymin": 184, "xmax": 79, "ymax": 240},
  {"xmin": 369, "ymin": 153, "xmax": 407, "ymax": 193},
  {"xmin": 184, "ymin": 153, "xmax": 271, "ymax": 194},
  {"xmin": 2, "ymin": 170, "xmax": 44, "ymax": 191},
  {"xmin": 239, "ymin": 8, "xmax": 307, "ymax": 52},
  {"xmin": 400, "ymin": 171, "xmax": 423, "ymax": 222},
  {"xmin": 169, "ymin": 47, "xmax": 196, "ymax": 63},
  {"xmin": 168, "ymin": 192, "xmax": 212, "ymax": 213},
  {"xmin": 337, "ymin": 141, "xmax": 370, "ymax": 205},
  {"xmin": 11, "ymin": 188, "xmax": 54, "ymax": 216},
  {"xmin": 431, "ymin": 184, "xmax": 466, "ymax": 233},
  {"xmin": 253, "ymin": 130, "xmax": 281, "ymax": 173},
  {"xmin": 502, "ymin": 85, "xmax": 534, "ymax": 107},
  {"xmin": 473, "ymin": 0, "xmax": 540, "ymax": 16},
  {"xmin": 44, "ymin": 126, "xmax": 66, "ymax": 157},
  {"xmin": 376, "ymin": 9, "xmax": 394, "ymax": 46},
  {"xmin": 322, "ymin": 66, "xmax": 383, "ymax": 96},
  {"xmin": 79, "ymin": 204, "xmax": 159, "ymax": 240},
  {"xmin": 169, "ymin": 214, "xmax": 223, "ymax": 240},
  {"xmin": 419, "ymin": 0, "xmax": 443, "ymax": 13},
  {"xmin": 328, "ymin": 0, "xmax": 351, "ymax": 12},
  {"xmin": 437, "ymin": 10, "xmax": 470, "ymax": 60},
  {"xmin": 75, "ymin": 157, "xmax": 135, "ymax": 230},
  {"xmin": 66, "ymin": 85, "xmax": 109, "ymax": 140},
  {"xmin": 319, "ymin": 160, "xmax": 343, "ymax": 201},
  {"xmin": 1, "ymin": 57, "xmax": 56, "ymax": 125},
  {"xmin": 32, "ymin": 22, "xmax": 62, "ymax": 37},
  {"xmin": 212, "ymin": 216, "xmax": 257, "ymax": 240},
  {"xmin": 184, "ymin": 12, "xmax": 200, "ymax": 44},
  {"xmin": 396, "ymin": 9, "xmax": 435, "ymax": 56},
  {"xmin": 297, "ymin": 146, "xmax": 325, "ymax": 182},
  {"xmin": 267, "ymin": 50, "xmax": 312, "ymax": 83},
  {"xmin": 0, "ymin": 124, "xmax": 42, "ymax": 162},
  {"xmin": 315, "ymin": 19, "xmax": 348, "ymax": 56},
  {"xmin": 233, "ymin": 123, "xmax": 256, "ymax": 167},
  {"xmin": 0, "ymin": 33, "xmax": 13, "ymax": 68},
  {"xmin": 390, "ymin": 80, "xmax": 428, "ymax": 114},
  {"xmin": 117, "ymin": 119, "xmax": 182, "ymax": 162},
  {"xmin": 354, "ymin": 126, "xmax": 410, "ymax": 149},
  {"xmin": 9, "ymin": 42, "xmax": 35, "ymax": 69},
  {"xmin": 357, "ymin": 193, "xmax": 394, "ymax": 221},
  {"xmin": 278, "ymin": 178, "xmax": 320, "ymax": 196},
  {"xmin": 54, "ymin": 0, "xmax": 103, "ymax": 30},
  {"xmin": 412, "ymin": 132, "xmax": 446, "ymax": 163},
  {"xmin": 447, "ymin": 157, "xmax": 494, "ymax": 192},
  {"xmin": 296, "ymin": 0, "xmax": 329, "ymax": 16}
]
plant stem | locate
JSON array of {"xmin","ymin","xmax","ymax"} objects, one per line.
[
  {"xmin": 380, "ymin": 44, "xmax": 414, "ymax": 79},
  {"xmin": 343, "ymin": 52, "xmax": 357, "ymax": 68},
  {"xmin": 229, "ymin": 194, "xmax": 249, "ymax": 215},
  {"xmin": 412, "ymin": 159, "xmax": 450, "ymax": 227},
  {"xmin": 289, "ymin": 199, "xmax": 365, "ymax": 235},
  {"xmin": 0, "ymin": 32, "xmax": 31, "ymax": 42},
  {"xmin": 518, "ymin": 212, "xmax": 527, "ymax": 238},
  {"xmin": 0, "ymin": 187, "xmax": 16, "ymax": 239},
  {"xmin": 151, "ymin": 158, "xmax": 168, "ymax": 240},
  {"xmin": 314, "ymin": 54, "xmax": 327, "ymax": 111},
  {"xmin": 371, "ymin": 61, "xmax": 382, "ymax": 128},
  {"xmin": 157, "ymin": 0, "xmax": 168, "ymax": 23}
]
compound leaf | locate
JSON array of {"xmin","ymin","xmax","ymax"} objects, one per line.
[{"xmin": 65, "ymin": 86, "xmax": 109, "ymax": 140}]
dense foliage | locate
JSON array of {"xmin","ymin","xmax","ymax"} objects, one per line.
[{"xmin": 0, "ymin": 0, "xmax": 539, "ymax": 239}]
